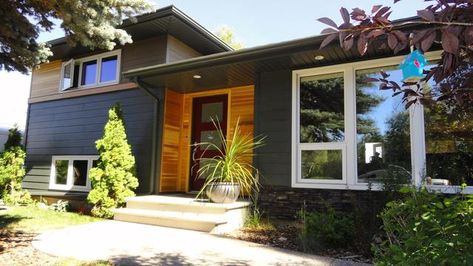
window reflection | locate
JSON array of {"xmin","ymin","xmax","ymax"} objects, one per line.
[
  {"xmin": 356, "ymin": 66, "xmax": 411, "ymax": 183},
  {"xmin": 424, "ymin": 85, "xmax": 473, "ymax": 186},
  {"xmin": 300, "ymin": 72, "xmax": 344, "ymax": 143}
]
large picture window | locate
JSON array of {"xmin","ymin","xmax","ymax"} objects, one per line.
[
  {"xmin": 293, "ymin": 71, "xmax": 346, "ymax": 185},
  {"xmin": 356, "ymin": 66, "xmax": 412, "ymax": 184},
  {"xmin": 292, "ymin": 51, "xmax": 472, "ymax": 192},
  {"xmin": 60, "ymin": 50, "xmax": 120, "ymax": 91},
  {"xmin": 49, "ymin": 155, "xmax": 98, "ymax": 191}
]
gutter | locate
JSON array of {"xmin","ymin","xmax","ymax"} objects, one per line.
[{"xmin": 131, "ymin": 77, "xmax": 165, "ymax": 195}]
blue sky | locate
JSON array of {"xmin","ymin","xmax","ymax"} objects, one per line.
[{"xmin": 0, "ymin": 0, "xmax": 430, "ymax": 130}]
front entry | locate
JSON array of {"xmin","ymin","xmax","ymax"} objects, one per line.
[{"xmin": 189, "ymin": 94, "xmax": 228, "ymax": 191}]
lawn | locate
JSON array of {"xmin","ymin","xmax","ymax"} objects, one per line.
[
  {"xmin": 0, "ymin": 205, "xmax": 110, "ymax": 266},
  {"xmin": 0, "ymin": 206, "xmax": 101, "ymax": 233}
]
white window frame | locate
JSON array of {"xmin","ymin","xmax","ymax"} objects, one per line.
[
  {"xmin": 292, "ymin": 50, "xmax": 448, "ymax": 191},
  {"xmin": 49, "ymin": 155, "xmax": 99, "ymax": 192},
  {"xmin": 59, "ymin": 59, "xmax": 74, "ymax": 91},
  {"xmin": 58, "ymin": 50, "xmax": 121, "ymax": 92}
]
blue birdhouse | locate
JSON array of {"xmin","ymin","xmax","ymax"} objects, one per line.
[{"xmin": 399, "ymin": 50, "xmax": 427, "ymax": 82}]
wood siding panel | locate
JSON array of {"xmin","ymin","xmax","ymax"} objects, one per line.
[
  {"xmin": 23, "ymin": 89, "xmax": 155, "ymax": 194},
  {"xmin": 166, "ymin": 35, "xmax": 201, "ymax": 63},
  {"xmin": 159, "ymin": 86, "xmax": 254, "ymax": 192},
  {"xmin": 30, "ymin": 60, "xmax": 62, "ymax": 99},
  {"xmin": 159, "ymin": 89, "xmax": 184, "ymax": 192},
  {"xmin": 121, "ymin": 35, "xmax": 167, "ymax": 73}
]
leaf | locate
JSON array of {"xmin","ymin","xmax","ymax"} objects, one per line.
[
  {"xmin": 391, "ymin": 30, "xmax": 407, "ymax": 43},
  {"xmin": 321, "ymin": 27, "xmax": 338, "ymax": 34},
  {"xmin": 367, "ymin": 29, "xmax": 385, "ymax": 38},
  {"xmin": 380, "ymin": 71, "xmax": 389, "ymax": 79},
  {"xmin": 343, "ymin": 36, "xmax": 354, "ymax": 51},
  {"xmin": 421, "ymin": 31, "xmax": 436, "ymax": 52},
  {"xmin": 389, "ymin": 81, "xmax": 401, "ymax": 90},
  {"xmin": 351, "ymin": 8, "xmax": 367, "ymax": 21},
  {"xmin": 340, "ymin": 7, "xmax": 350, "ymax": 24},
  {"xmin": 357, "ymin": 33, "xmax": 368, "ymax": 55},
  {"xmin": 317, "ymin": 17, "xmax": 338, "ymax": 28},
  {"xmin": 392, "ymin": 91, "xmax": 403, "ymax": 97},
  {"xmin": 417, "ymin": 9, "xmax": 435, "ymax": 21},
  {"xmin": 388, "ymin": 33, "xmax": 398, "ymax": 50},
  {"xmin": 319, "ymin": 33, "xmax": 338, "ymax": 49},
  {"xmin": 375, "ymin": 6, "xmax": 391, "ymax": 18},
  {"xmin": 441, "ymin": 28, "xmax": 459, "ymax": 54},
  {"xmin": 371, "ymin": 5, "xmax": 382, "ymax": 14}
]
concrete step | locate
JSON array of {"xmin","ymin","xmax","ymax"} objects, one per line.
[
  {"xmin": 113, "ymin": 208, "xmax": 227, "ymax": 232},
  {"xmin": 125, "ymin": 195, "xmax": 250, "ymax": 214}
]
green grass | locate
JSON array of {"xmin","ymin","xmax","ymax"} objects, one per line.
[
  {"xmin": 0, "ymin": 206, "xmax": 102, "ymax": 233},
  {"xmin": 52, "ymin": 258, "xmax": 111, "ymax": 266}
]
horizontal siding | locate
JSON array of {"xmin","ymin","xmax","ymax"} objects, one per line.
[
  {"xmin": 166, "ymin": 35, "xmax": 201, "ymax": 63},
  {"xmin": 255, "ymin": 70, "xmax": 292, "ymax": 186},
  {"xmin": 24, "ymin": 89, "xmax": 155, "ymax": 194}
]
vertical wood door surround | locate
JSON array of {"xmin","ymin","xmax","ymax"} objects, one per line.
[
  {"xmin": 159, "ymin": 85, "xmax": 254, "ymax": 193},
  {"xmin": 189, "ymin": 94, "xmax": 228, "ymax": 191}
]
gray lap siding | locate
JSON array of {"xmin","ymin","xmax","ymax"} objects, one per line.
[{"xmin": 23, "ymin": 89, "xmax": 155, "ymax": 195}]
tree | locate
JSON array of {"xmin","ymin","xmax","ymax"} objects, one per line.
[
  {"xmin": 215, "ymin": 25, "xmax": 244, "ymax": 50},
  {"xmin": 1, "ymin": 0, "xmax": 153, "ymax": 74},
  {"xmin": 318, "ymin": 1, "xmax": 473, "ymax": 108},
  {"xmin": 87, "ymin": 103, "xmax": 138, "ymax": 218},
  {"xmin": 0, "ymin": 126, "xmax": 29, "ymax": 204}
]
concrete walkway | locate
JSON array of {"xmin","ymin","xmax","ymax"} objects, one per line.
[{"xmin": 33, "ymin": 220, "xmax": 368, "ymax": 266}]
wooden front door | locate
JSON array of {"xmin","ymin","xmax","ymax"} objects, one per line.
[{"xmin": 190, "ymin": 94, "xmax": 228, "ymax": 191}]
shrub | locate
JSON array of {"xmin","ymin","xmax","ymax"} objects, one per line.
[
  {"xmin": 87, "ymin": 103, "xmax": 138, "ymax": 218},
  {"xmin": 50, "ymin": 200, "xmax": 69, "ymax": 212},
  {"xmin": 374, "ymin": 187, "xmax": 473, "ymax": 265},
  {"xmin": 0, "ymin": 127, "xmax": 27, "ymax": 205},
  {"xmin": 299, "ymin": 206, "xmax": 354, "ymax": 251}
]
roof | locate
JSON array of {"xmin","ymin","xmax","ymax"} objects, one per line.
[
  {"xmin": 48, "ymin": 5, "xmax": 232, "ymax": 60},
  {"xmin": 124, "ymin": 16, "xmax": 441, "ymax": 92}
]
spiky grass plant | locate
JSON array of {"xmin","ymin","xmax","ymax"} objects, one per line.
[{"xmin": 194, "ymin": 118, "xmax": 265, "ymax": 200}]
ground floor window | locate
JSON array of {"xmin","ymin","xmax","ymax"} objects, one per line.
[
  {"xmin": 292, "ymin": 51, "xmax": 473, "ymax": 192},
  {"xmin": 49, "ymin": 155, "xmax": 98, "ymax": 191}
]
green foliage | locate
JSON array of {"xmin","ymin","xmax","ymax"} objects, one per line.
[
  {"xmin": 4, "ymin": 126, "xmax": 23, "ymax": 150},
  {"xmin": 374, "ymin": 188, "xmax": 473, "ymax": 265},
  {"xmin": 245, "ymin": 206, "xmax": 264, "ymax": 229},
  {"xmin": 0, "ymin": 0, "xmax": 153, "ymax": 73},
  {"xmin": 215, "ymin": 25, "xmax": 243, "ymax": 50},
  {"xmin": 87, "ymin": 103, "xmax": 138, "ymax": 218},
  {"xmin": 298, "ymin": 206, "xmax": 354, "ymax": 251},
  {"xmin": 194, "ymin": 118, "xmax": 265, "ymax": 200},
  {"xmin": 50, "ymin": 200, "xmax": 69, "ymax": 213},
  {"xmin": 0, "ymin": 127, "xmax": 27, "ymax": 205}
]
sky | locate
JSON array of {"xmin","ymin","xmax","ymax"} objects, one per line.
[{"xmin": 0, "ymin": 0, "xmax": 431, "ymax": 130}]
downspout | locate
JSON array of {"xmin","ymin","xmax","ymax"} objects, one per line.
[{"xmin": 131, "ymin": 77, "xmax": 165, "ymax": 195}]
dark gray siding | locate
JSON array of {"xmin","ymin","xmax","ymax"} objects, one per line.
[
  {"xmin": 24, "ymin": 89, "xmax": 155, "ymax": 195},
  {"xmin": 254, "ymin": 70, "xmax": 292, "ymax": 186}
]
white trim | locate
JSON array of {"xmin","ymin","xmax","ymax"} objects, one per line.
[
  {"xmin": 59, "ymin": 50, "xmax": 121, "ymax": 92},
  {"xmin": 59, "ymin": 59, "xmax": 74, "ymax": 91},
  {"xmin": 291, "ymin": 51, "xmax": 443, "ymax": 190},
  {"xmin": 49, "ymin": 155, "xmax": 99, "ymax": 192}
]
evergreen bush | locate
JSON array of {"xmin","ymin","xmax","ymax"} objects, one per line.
[
  {"xmin": 87, "ymin": 103, "xmax": 138, "ymax": 218},
  {"xmin": 0, "ymin": 127, "xmax": 29, "ymax": 204}
]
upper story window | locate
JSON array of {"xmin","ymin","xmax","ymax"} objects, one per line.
[{"xmin": 60, "ymin": 50, "xmax": 121, "ymax": 91}]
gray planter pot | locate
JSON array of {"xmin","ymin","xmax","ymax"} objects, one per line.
[{"xmin": 206, "ymin": 182, "xmax": 240, "ymax": 203}]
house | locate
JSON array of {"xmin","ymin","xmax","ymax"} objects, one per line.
[{"xmin": 23, "ymin": 5, "xmax": 472, "ymax": 221}]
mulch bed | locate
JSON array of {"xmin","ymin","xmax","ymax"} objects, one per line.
[
  {"xmin": 228, "ymin": 221, "xmax": 373, "ymax": 264},
  {"xmin": 0, "ymin": 230, "xmax": 59, "ymax": 266}
]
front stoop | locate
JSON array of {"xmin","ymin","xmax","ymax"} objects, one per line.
[{"xmin": 113, "ymin": 195, "xmax": 250, "ymax": 234}]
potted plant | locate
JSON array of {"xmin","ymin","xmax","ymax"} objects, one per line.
[{"xmin": 193, "ymin": 118, "xmax": 265, "ymax": 203}]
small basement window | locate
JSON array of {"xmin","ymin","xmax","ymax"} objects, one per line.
[
  {"xmin": 60, "ymin": 50, "xmax": 120, "ymax": 91},
  {"xmin": 49, "ymin": 155, "xmax": 99, "ymax": 191}
]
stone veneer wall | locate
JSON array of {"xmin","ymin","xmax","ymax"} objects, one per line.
[{"xmin": 259, "ymin": 185, "xmax": 390, "ymax": 220}]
